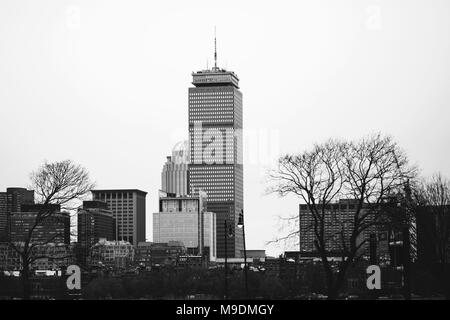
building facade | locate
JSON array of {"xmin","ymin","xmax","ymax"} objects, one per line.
[
  {"xmin": 89, "ymin": 238, "xmax": 134, "ymax": 270},
  {"xmin": 91, "ymin": 189, "xmax": 147, "ymax": 246},
  {"xmin": 32, "ymin": 243, "xmax": 75, "ymax": 271},
  {"xmin": 77, "ymin": 200, "xmax": 115, "ymax": 265},
  {"xmin": 0, "ymin": 188, "xmax": 34, "ymax": 242},
  {"xmin": 161, "ymin": 141, "xmax": 189, "ymax": 196},
  {"xmin": 144, "ymin": 241, "xmax": 186, "ymax": 267},
  {"xmin": 187, "ymin": 63, "xmax": 244, "ymax": 258},
  {"xmin": 153, "ymin": 194, "xmax": 216, "ymax": 260},
  {"xmin": 10, "ymin": 204, "xmax": 70, "ymax": 245},
  {"xmin": 77, "ymin": 200, "xmax": 115, "ymax": 247},
  {"xmin": 298, "ymin": 200, "xmax": 386, "ymax": 259},
  {"xmin": 0, "ymin": 242, "xmax": 74, "ymax": 271}
]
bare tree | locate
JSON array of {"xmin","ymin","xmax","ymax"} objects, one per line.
[
  {"xmin": 268, "ymin": 134, "xmax": 416, "ymax": 299},
  {"xmin": 8, "ymin": 160, "xmax": 94, "ymax": 299}
]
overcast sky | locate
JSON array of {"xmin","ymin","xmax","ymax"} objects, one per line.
[{"xmin": 1, "ymin": 0, "xmax": 449, "ymax": 256}]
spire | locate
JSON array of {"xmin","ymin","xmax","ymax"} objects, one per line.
[{"xmin": 214, "ymin": 26, "xmax": 217, "ymax": 69}]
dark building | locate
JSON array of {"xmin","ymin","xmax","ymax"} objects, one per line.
[
  {"xmin": 77, "ymin": 200, "xmax": 115, "ymax": 265},
  {"xmin": 177, "ymin": 255, "xmax": 203, "ymax": 269},
  {"xmin": 141, "ymin": 241, "xmax": 186, "ymax": 267},
  {"xmin": 135, "ymin": 242, "xmax": 153, "ymax": 268},
  {"xmin": 187, "ymin": 40, "xmax": 244, "ymax": 258},
  {"xmin": 91, "ymin": 189, "xmax": 147, "ymax": 246},
  {"xmin": 416, "ymin": 205, "xmax": 450, "ymax": 264},
  {"xmin": 10, "ymin": 204, "xmax": 70, "ymax": 244},
  {"xmin": 0, "ymin": 188, "xmax": 34, "ymax": 242},
  {"xmin": 298, "ymin": 199, "xmax": 390, "ymax": 260},
  {"xmin": 299, "ymin": 200, "xmax": 365, "ymax": 257}
]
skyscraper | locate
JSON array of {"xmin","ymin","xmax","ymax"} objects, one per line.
[
  {"xmin": 187, "ymin": 37, "xmax": 243, "ymax": 258},
  {"xmin": 77, "ymin": 200, "xmax": 115, "ymax": 253},
  {"xmin": 91, "ymin": 189, "xmax": 147, "ymax": 246},
  {"xmin": 161, "ymin": 141, "xmax": 189, "ymax": 196}
]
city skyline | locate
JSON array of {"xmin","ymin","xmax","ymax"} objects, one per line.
[{"xmin": 1, "ymin": 0, "xmax": 450, "ymax": 257}]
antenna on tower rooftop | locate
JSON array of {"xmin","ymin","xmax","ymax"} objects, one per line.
[{"xmin": 214, "ymin": 26, "xmax": 217, "ymax": 69}]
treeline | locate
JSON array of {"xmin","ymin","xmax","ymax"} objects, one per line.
[{"xmin": 83, "ymin": 269, "xmax": 291, "ymax": 299}]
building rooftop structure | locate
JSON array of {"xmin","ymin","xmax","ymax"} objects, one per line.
[
  {"xmin": 91, "ymin": 189, "xmax": 148, "ymax": 196},
  {"xmin": 192, "ymin": 68, "xmax": 240, "ymax": 89}
]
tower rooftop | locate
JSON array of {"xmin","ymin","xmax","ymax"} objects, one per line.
[{"xmin": 192, "ymin": 68, "xmax": 239, "ymax": 88}]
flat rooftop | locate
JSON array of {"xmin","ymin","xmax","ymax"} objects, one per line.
[
  {"xmin": 92, "ymin": 189, "xmax": 148, "ymax": 196},
  {"xmin": 192, "ymin": 67, "xmax": 239, "ymax": 89}
]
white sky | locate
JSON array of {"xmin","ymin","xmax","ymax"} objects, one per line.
[{"xmin": 1, "ymin": 0, "xmax": 449, "ymax": 256}]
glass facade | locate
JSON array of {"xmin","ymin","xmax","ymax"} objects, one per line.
[{"xmin": 153, "ymin": 211, "xmax": 216, "ymax": 260}]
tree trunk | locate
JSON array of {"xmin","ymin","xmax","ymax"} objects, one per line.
[{"xmin": 22, "ymin": 260, "xmax": 31, "ymax": 300}]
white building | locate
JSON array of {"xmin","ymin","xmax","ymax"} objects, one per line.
[
  {"xmin": 161, "ymin": 141, "xmax": 189, "ymax": 196},
  {"xmin": 153, "ymin": 194, "xmax": 216, "ymax": 261}
]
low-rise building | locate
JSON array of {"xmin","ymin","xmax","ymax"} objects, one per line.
[
  {"xmin": 0, "ymin": 242, "xmax": 74, "ymax": 271},
  {"xmin": 0, "ymin": 243, "xmax": 21, "ymax": 271},
  {"xmin": 89, "ymin": 238, "xmax": 134, "ymax": 270},
  {"xmin": 32, "ymin": 243, "xmax": 75, "ymax": 271},
  {"xmin": 148, "ymin": 241, "xmax": 186, "ymax": 267},
  {"xmin": 177, "ymin": 255, "xmax": 203, "ymax": 268}
]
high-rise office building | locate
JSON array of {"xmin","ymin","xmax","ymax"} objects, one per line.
[
  {"xmin": 161, "ymin": 141, "xmax": 189, "ymax": 196},
  {"xmin": 187, "ymin": 39, "xmax": 243, "ymax": 258},
  {"xmin": 299, "ymin": 200, "xmax": 360, "ymax": 257},
  {"xmin": 77, "ymin": 200, "xmax": 115, "ymax": 250},
  {"xmin": 298, "ymin": 199, "xmax": 390, "ymax": 260},
  {"xmin": 10, "ymin": 204, "xmax": 70, "ymax": 245},
  {"xmin": 0, "ymin": 188, "xmax": 34, "ymax": 242},
  {"xmin": 91, "ymin": 189, "xmax": 147, "ymax": 246}
]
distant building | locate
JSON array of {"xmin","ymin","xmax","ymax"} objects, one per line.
[
  {"xmin": 161, "ymin": 141, "xmax": 189, "ymax": 196},
  {"xmin": 214, "ymin": 257, "xmax": 254, "ymax": 268},
  {"xmin": 135, "ymin": 242, "xmax": 153, "ymax": 268},
  {"xmin": 153, "ymin": 194, "xmax": 216, "ymax": 260},
  {"xmin": 10, "ymin": 204, "xmax": 70, "ymax": 245},
  {"xmin": 298, "ymin": 199, "xmax": 387, "ymax": 259},
  {"xmin": 32, "ymin": 243, "xmax": 75, "ymax": 271},
  {"xmin": 177, "ymin": 255, "xmax": 203, "ymax": 268},
  {"xmin": 89, "ymin": 238, "xmax": 134, "ymax": 270},
  {"xmin": 240, "ymin": 250, "xmax": 266, "ymax": 260},
  {"xmin": 0, "ymin": 243, "xmax": 20, "ymax": 271},
  {"xmin": 0, "ymin": 188, "xmax": 34, "ymax": 241},
  {"xmin": 262, "ymin": 256, "xmax": 297, "ymax": 280},
  {"xmin": 144, "ymin": 241, "xmax": 186, "ymax": 267},
  {"xmin": 91, "ymin": 189, "xmax": 147, "ymax": 246},
  {"xmin": 416, "ymin": 205, "xmax": 450, "ymax": 264},
  {"xmin": 77, "ymin": 201, "xmax": 115, "ymax": 246},
  {"xmin": 77, "ymin": 200, "xmax": 115, "ymax": 265},
  {"xmin": 0, "ymin": 242, "xmax": 74, "ymax": 271}
]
